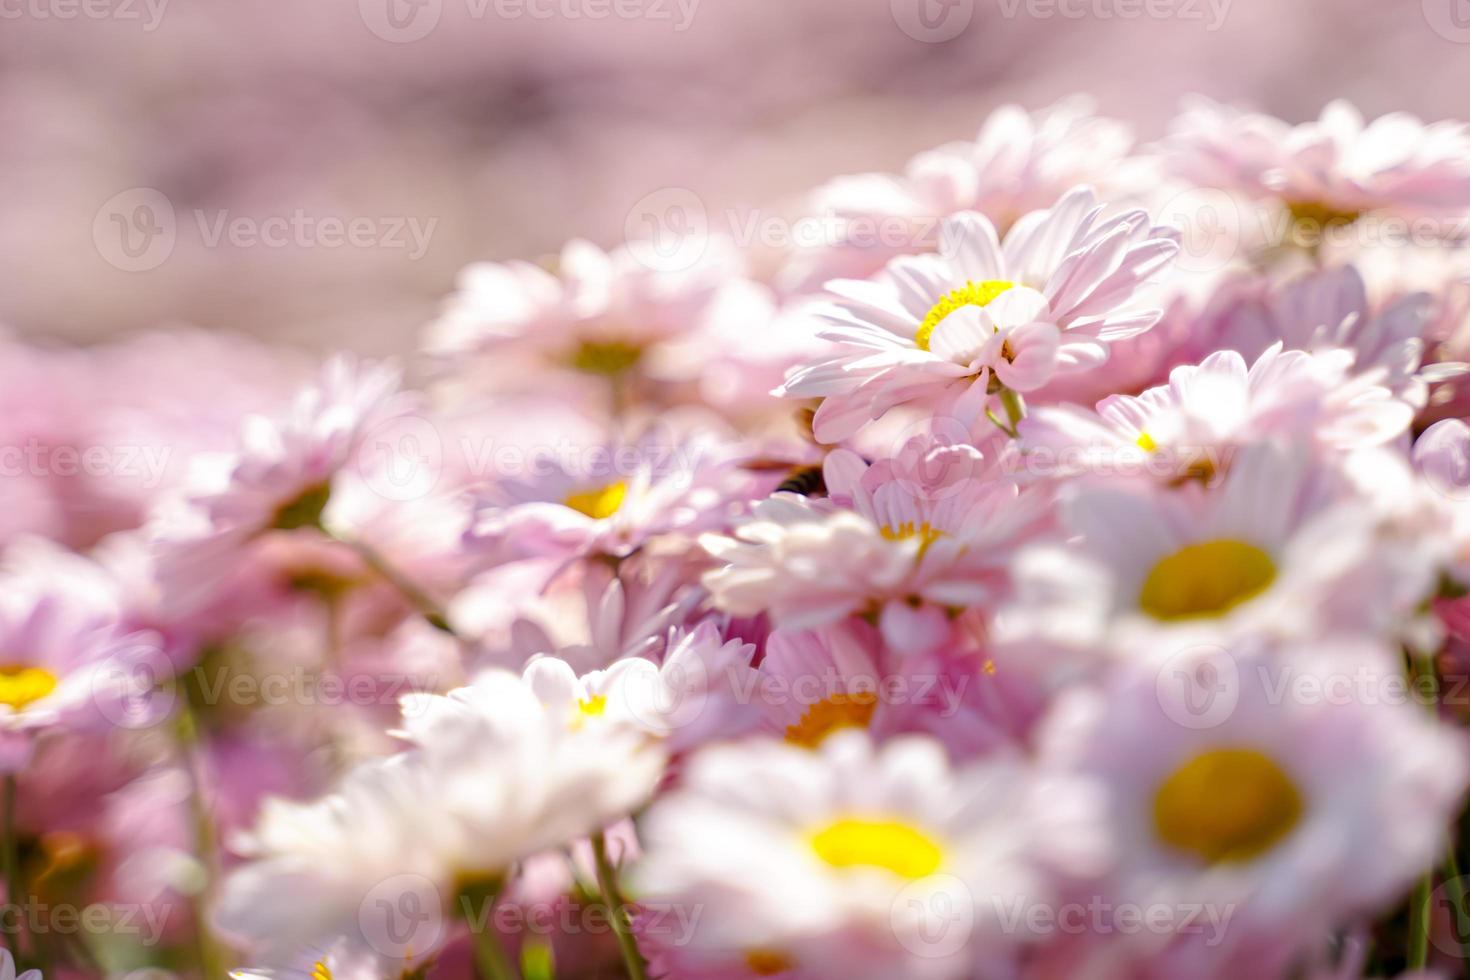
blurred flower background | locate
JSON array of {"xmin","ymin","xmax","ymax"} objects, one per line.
[
  {"xmin": 2, "ymin": 0, "xmax": 1466, "ymax": 353},
  {"xmin": 13, "ymin": 3, "xmax": 1470, "ymax": 979}
]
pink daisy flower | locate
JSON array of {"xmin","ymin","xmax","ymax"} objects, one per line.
[
  {"xmin": 425, "ymin": 237, "xmax": 767, "ymax": 386},
  {"xmin": 1162, "ymin": 97, "xmax": 1470, "ymax": 221},
  {"xmin": 0, "ymin": 593, "xmax": 165, "ymax": 770},
  {"xmin": 777, "ymin": 187, "xmax": 1180, "ymax": 442},
  {"xmin": 1019, "ymin": 342, "xmax": 1413, "ymax": 487},
  {"xmin": 466, "ymin": 421, "xmax": 756, "ymax": 569},
  {"xmin": 1186, "ymin": 265, "xmax": 1465, "ymax": 409},
  {"xmin": 701, "ymin": 438, "xmax": 1050, "ymax": 654},
  {"xmin": 780, "ymin": 97, "xmax": 1139, "ymax": 291}
]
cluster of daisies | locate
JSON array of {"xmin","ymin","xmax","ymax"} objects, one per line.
[{"xmin": 10, "ymin": 96, "xmax": 1470, "ymax": 980}]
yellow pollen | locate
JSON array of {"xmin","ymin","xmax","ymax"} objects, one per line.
[
  {"xmin": 310, "ymin": 960, "xmax": 334, "ymax": 980},
  {"xmin": 0, "ymin": 666, "xmax": 58, "ymax": 711},
  {"xmin": 744, "ymin": 950, "xmax": 793, "ymax": 976},
  {"xmin": 880, "ymin": 521, "xmax": 944, "ymax": 558},
  {"xmin": 1139, "ymin": 539, "xmax": 1276, "ymax": 621},
  {"xmin": 810, "ymin": 819, "xmax": 944, "ymax": 879},
  {"xmin": 1153, "ymin": 748, "xmax": 1303, "ymax": 864},
  {"xmin": 784, "ymin": 692, "xmax": 879, "ymax": 748},
  {"xmin": 1284, "ymin": 200, "xmax": 1362, "ymax": 248},
  {"xmin": 563, "ymin": 481, "xmax": 627, "ymax": 520},
  {"xmin": 914, "ymin": 279, "xmax": 1016, "ymax": 352},
  {"xmin": 570, "ymin": 694, "xmax": 609, "ymax": 730},
  {"xmin": 569, "ymin": 339, "xmax": 643, "ymax": 375},
  {"xmin": 1135, "ymin": 431, "xmax": 1158, "ymax": 453}
]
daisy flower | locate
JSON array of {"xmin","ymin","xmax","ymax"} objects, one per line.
[
  {"xmin": 196, "ymin": 355, "xmax": 411, "ymax": 534},
  {"xmin": 480, "ymin": 553, "xmax": 705, "ymax": 673},
  {"xmin": 1161, "ymin": 97, "xmax": 1470, "ymax": 227},
  {"xmin": 220, "ymin": 666, "xmax": 666, "ymax": 967},
  {"xmin": 424, "ymin": 237, "xmax": 765, "ymax": 386},
  {"xmin": 153, "ymin": 356, "xmax": 413, "ymax": 613},
  {"xmin": 634, "ymin": 732, "xmax": 1087, "ymax": 980},
  {"xmin": 466, "ymin": 420, "xmax": 755, "ymax": 569},
  {"xmin": 1186, "ymin": 265, "xmax": 1464, "ymax": 409},
  {"xmin": 0, "ymin": 590, "xmax": 165, "ymax": 770},
  {"xmin": 997, "ymin": 443, "xmax": 1426, "ymax": 669},
  {"xmin": 215, "ymin": 752, "xmax": 458, "ymax": 967},
  {"xmin": 516, "ymin": 627, "xmax": 759, "ymax": 752},
  {"xmin": 1019, "ymin": 342, "xmax": 1413, "ymax": 486},
  {"xmin": 701, "ymin": 440, "xmax": 1050, "ymax": 653},
  {"xmin": 777, "ymin": 187, "xmax": 1180, "ymax": 442},
  {"xmin": 755, "ymin": 620, "xmax": 889, "ymax": 749},
  {"xmin": 780, "ymin": 97, "xmax": 1139, "ymax": 291},
  {"xmin": 1035, "ymin": 639, "xmax": 1466, "ymax": 978}
]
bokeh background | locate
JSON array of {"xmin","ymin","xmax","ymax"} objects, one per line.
[{"xmin": 3, "ymin": 0, "xmax": 1467, "ymax": 355}]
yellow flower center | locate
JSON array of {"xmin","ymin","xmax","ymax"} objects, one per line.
[
  {"xmin": 1153, "ymin": 748, "xmax": 1303, "ymax": 864},
  {"xmin": 0, "ymin": 665, "xmax": 58, "ymax": 711},
  {"xmin": 810, "ymin": 819, "xmax": 944, "ymax": 879},
  {"xmin": 784, "ymin": 692, "xmax": 879, "ymax": 749},
  {"xmin": 1284, "ymin": 200, "xmax": 1362, "ymax": 248},
  {"xmin": 1135, "ymin": 432, "xmax": 1218, "ymax": 485},
  {"xmin": 569, "ymin": 694, "xmax": 609, "ymax": 731},
  {"xmin": 745, "ymin": 950, "xmax": 793, "ymax": 976},
  {"xmin": 563, "ymin": 481, "xmax": 627, "ymax": 520},
  {"xmin": 880, "ymin": 521, "xmax": 944, "ymax": 559},
  {"xmin": 569, "ymin": 339, "xmax": 643, "ymax": 375},
  {"xmin": 914, "ymin": 280, "xmax": 1016, "ymax": 352},
  {"xmin": 310, "ymin": 960, "xmax": 334, "ymax": 980},
  {"xmin": 1138, "ymin": 539, "xmax": 1276, "ymax": 621}
]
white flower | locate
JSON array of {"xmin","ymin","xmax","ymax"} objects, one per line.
[
  {"xmin": 996, "ymin": 443, "xmax": 1426, "ymax": 673},
  {"xmin": 1035, "ymin": 639, "xmax": 1467, "ymax": 977},
  {"xmin": 778, "ymin": 188, "xmax": 1179, "ymax": 441},
  {"xmin": 219, "ymin": 666, "xmax": 666, "ymax": 967},
  {"xmin": 634, "ymin": 732, "xmax": 1090, "ymax": 980}
]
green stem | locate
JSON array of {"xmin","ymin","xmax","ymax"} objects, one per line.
[
  {"xmin": 472, "ymin": 924, "xmax": 517, "ymax": 980},
  {"xmin": 2, "ymin": 774, "xmax": 23, "ymax": 961},
  {"xmin": 999, "ymin": 387, "xmax": 1026, "ymax": 433},
  {"xmin": 984, "ymin": 407, "xmax": 1017, "ymax": 439},
  {"xmin": 176, "ymin": 706, "xmax": 228, "ymax": 980},
  {"xmin": 591, "ymin": 832, "xmax": 646, "ymax": 980},
  {"xmin": 1444, "ymin": 847, "xmax": 1470, "ymax": 959},
  {"xmin": 1406, "ymin": 651, "xmax": 1439, "ymax": 970},
  {"xmin": 330, "ymin": 532, "xmax": 457, "ymax": 637},
  {"xmin": 1410, "ymin": 872, "xmax": 1433, "ymax": 970}
]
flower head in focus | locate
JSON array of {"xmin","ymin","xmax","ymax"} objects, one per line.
[{"xmin": 777, "ymin": 188, "xmax": 1179, "ymax": 442}]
